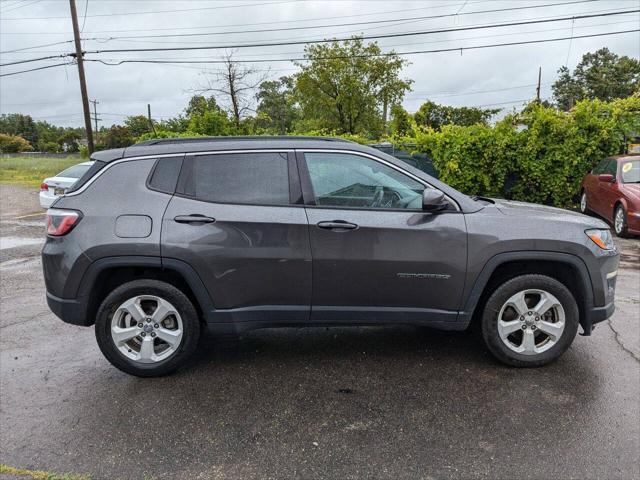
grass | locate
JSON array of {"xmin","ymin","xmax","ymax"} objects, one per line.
[
  {"xmin": 0, "ymin": 156, "xmax": 82, "ymax": 188},
  {"xmin": 0, "ymin": 464, "xmax": 90, "ymax": 480}
]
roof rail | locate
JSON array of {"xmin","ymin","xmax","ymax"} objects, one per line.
[{"xmin": 133, "ymin": 135, "xmax": 355, "ymax": 146}]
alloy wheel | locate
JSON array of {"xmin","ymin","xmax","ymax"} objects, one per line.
[
  {"xmin": 614, "ymin": 206, "xmax": 625, "ymax": 235},
  {"xmin": 110, "ymin": 295, "xmax": 183, "ymax": 363},
  {"xmin": 580, "ymin": 192, "xmax": 587, "ymax": 213},
  {"xmin": 497, "ymin": 289, "xmax": 565, "ymax": 356}
]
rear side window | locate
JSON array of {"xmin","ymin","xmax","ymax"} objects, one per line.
[
  {"xmin": 148, "ymin": 157, "xmax": 183, "ymax": 194},
  {"xmin": 65, "ymin": 160, "xmax": 106, "ymax": 193},
  {"xmin": 182, "ymin": 152, "xmax": 290, "ymax": 205}
]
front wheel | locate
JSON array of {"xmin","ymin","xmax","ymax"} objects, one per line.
[
  {"xmin": 95, "ymin": 279, "xmax": 201, "ymax": 377},
  {"xmin": 481, "ymin": 274, "xmax": 579, "ymax": 367},
  {"xmin": 614, "ymin": 204, "xmax": 628, "ymax": 238},
  {"xmin": 579, "ymin": 191, "xmax": 589, "ymax": 214}
]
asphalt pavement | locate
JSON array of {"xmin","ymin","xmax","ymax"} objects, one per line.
[{"xmin": 0, "ymin": 184, "xmax": 638, "ymax": 480}]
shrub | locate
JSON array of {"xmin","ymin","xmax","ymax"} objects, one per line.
[{"xmin": 0, "ymin": 133, "xmax": 33, "ymax": 153}]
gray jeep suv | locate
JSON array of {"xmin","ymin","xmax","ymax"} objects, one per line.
[{"xmin": 42, "ymin": 137, "xmax": 619, "ymax": 377}]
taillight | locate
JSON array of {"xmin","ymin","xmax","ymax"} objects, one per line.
[
  {"xmin": 40, "ymin": 182, "xmax": 49, "ymax": 192},
  {"xmin": 46, "ymin": 208, "xmax": 81, "ymax": 236}
]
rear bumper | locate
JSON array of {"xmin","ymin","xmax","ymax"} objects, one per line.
[
  {"xmin": 627, "ymin": 211, "xmax": 640, "ymax": 235},
  {"xmin": 39, "ymin": 191, "xmax": 57, "ymax": 209},
  {"xmin": 46, "ymin": 291, "xmax": 91, "ymax": 326}
]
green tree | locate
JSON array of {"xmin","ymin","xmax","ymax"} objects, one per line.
[
  {"xmin": 102, "ymin": 125, "xmax": 134, "ymax": 149},
  {"xmin": 255, "ymin": 76, "xmax": 299, "ymax": 134},
  {"xmin": 187, "ymin": 109, "xmax": 233, "ymax": 136},
  {"xmin": 389, "ymin": 105, "xmax": 414, "ymax": 136},
  {"xmin": 0, "ymin": 113, "xmax": 39, "ymax": 146},
  {"xmin": 124, "ymin": 115, "xmax": 153, "ymax": 138},
  {"xmin": 185, "ymin": 95, "xmax": 221, "ymax": 118},
  {"xmin": 0, "ymin": 133, "xmax": 33, "ymax": 153},
  {"xmin": 294, "ymin": 37, "xmax": 412, "ymax": 136},
  {"xmin": 413, "ymin": 101, "xmax": 499, "ymax": 130},
  {"xmin": 552, "ymin": 48, "xmax": 640, "ymax": 110}
]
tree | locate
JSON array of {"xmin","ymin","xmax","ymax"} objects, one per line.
[
  {"xmin": 389, "ymin": 105, "xmax": 414, "ymax": 136},
  {"xmin": 102, "ymin": 125, "xmax": 134, "ymax": 149},
  {"xmin": 198, "ymin": 53, "xmax": 266, "ymax": 128},
  {"xmin": 255, "ymin": 76, "xmax": 299, "ymax": 134},
  {"xmin": 0, "ymin": 133, "xmax": 33, "ymax": 153},
  {"xmin": 552, "ymin": 48, "xmax": 640, "ymax": 110},
  {"xmin": 0, "ymin": 113, "xmax": 39, "ymax": 146},
  {"xmin": 294, "ymin": 37, "xmax": 412, "ymax": 136},
  {"xmin": 124, "ymin": 115, "xmax": 153, "ymax": 138},
  {"xmin": 413, "ymin": 101, "xmax": 499, "ymax": 130}
]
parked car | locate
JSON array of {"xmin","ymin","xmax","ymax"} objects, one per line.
[
  {"xmin": 580, "ymin": 155, "xmax": 640, "ymax": 237},
  {"xmin": 39, "ymin": 161, "xmax": 93, "ymax": 208},
  {"xmin": 42, "ymin": 137, "xmax": 619, "ymax": 377}
]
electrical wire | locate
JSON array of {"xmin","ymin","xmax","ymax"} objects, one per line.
[
  {"xmin": 84, "ymin": 29, "xmax": 640, "ymax": 66},
  {"xmin": 83, "ymin": 10, "xmax": 639, "ymax": 54},
  {"xmin": 0, "ymin": 53, "xmax": 71, "ymax": 67},
  {"xmin": 0, "ymin": 62, "xmax": 72, "ymax": 77}
]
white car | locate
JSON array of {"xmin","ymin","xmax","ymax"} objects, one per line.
[{"xmin": 39, "ymin": 161, "xmax": 94, "ymax": 208}]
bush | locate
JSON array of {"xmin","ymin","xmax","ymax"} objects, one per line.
[
  {"xmin": 0, "ymin": 133, "xmax": 33, "ymax": 153},
  {"xmin": 401, "ymin": 97, "xmax": 640, "ymax": 207}
]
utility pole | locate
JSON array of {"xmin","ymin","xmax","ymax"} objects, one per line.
[
  {"xmin": 147, "ymin": 104, "xmax": 157, "ymax": 137},
  {"xmin": 536, "ymin": 66, "xmax": 542, "ymax": 102},
  {"xmin": 90, "ymin": 99, "xmax": 100, "ymax": 143},
  {"xmin": 69, "ymin": 0, "xmax": 94, "ymax": 154}
]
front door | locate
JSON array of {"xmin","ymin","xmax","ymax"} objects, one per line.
[
  {"xmin": 298, "ymin": 151, "xmax": 468, "ymax": 325},
  {"xmin": 161, "ymin": 151, "xmax": 311, "ymax": 323}
]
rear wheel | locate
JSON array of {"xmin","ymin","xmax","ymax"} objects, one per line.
[
  {"xmin": 614, "ymin": 204, "xmax": 628, "ymax": 238},
  {"xmin": 481, "ymin": 274, "xmax": 579, "ymax": 367},
  {"xmin": 95, "ymin": 279, "xmax": 201, "ymax": 377}
]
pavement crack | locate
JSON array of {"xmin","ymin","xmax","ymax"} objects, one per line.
[{"xmin": 607, "ymin": 319, "xmax": 640, "ymax": 363}]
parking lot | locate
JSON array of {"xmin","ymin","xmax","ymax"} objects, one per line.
[{"xmin": 1, "ymin": 184, "xmax": 638, "ymax": 480}]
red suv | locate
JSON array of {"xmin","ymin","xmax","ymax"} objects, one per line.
[{"xmin": 580, "ymin": 155, "xmax": 640, "ymax": 237}]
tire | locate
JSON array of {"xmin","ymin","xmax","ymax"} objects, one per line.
[
  {"xmin": 481, "ymin": 274, "xmax": 579, "ymax": 367},
  {"xmin": 95, "ymin": 279, "xmax": 201, "ymax": 377},
  {"xmin": 613, "ymin": 204, "xmax": 628, "ymax": 238},
  {"xmin": 579, "ymin": 190, "xmax": 590, "ymax": 214}
]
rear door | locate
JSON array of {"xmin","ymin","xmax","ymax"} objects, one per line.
[
  {"xmin": 298, "ymin": 150, "xmax": 468, "ymax": 324},
  {"xmin": 161, "ymin": 150, "xmax": 311, "ymax": 323}
]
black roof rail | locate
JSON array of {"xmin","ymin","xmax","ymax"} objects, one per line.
[{"xmin": 133, "ymin": 135, "xmax": 355, "ymax": 146}]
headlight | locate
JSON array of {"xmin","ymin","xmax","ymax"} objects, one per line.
[{"xmin": 585, "ymin": 229, "xmax": 615, "ymax": 250}]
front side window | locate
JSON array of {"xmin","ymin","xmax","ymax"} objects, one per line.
[
  {"xmin": 189, "ymin": 152, "xmax": 290, "ymax": 205},
  {"xmin": 604, "ymin": 159, "xmax": 618, "ymax": 177},
  {"xmin": 304, "ymin": 152, "xmax": 425, "ymax": 209},
  {"xmin": 592, "ymin": 158, "xmax": 610, "ymax": 175}
]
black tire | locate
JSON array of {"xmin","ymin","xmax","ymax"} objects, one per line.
[
  {"xmin": 481, "ymin": 274, "xmax": 579, "ymax": 367},
  {"xmin": 613, "ymin": 204, "xmax": 628, "ymax": 238},
  {"xmin": 95, "ymin": 279, "xmax": 201, "ymax": 377}
]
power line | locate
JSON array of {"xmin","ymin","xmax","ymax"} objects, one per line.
[
  {"xmin": 85, "ymin": 29, "xmax": 640, "ymax": 66},
  {"xmin": 0, "ymin": 0, "xmax": 43, "ymax": 14},
  {"xmin": 0, "ymin": 53, "xmax": 71, "ymax": 67},
  {"xmin": 89, "ymin": 0, "xmax": 600, "ymax": 42},
  {"xmin": 0, "ymin": 62, "xmax": 73, "ymax": 77},
  {"xmin": 0, "ymin": 0, "xmax": 300, "ymax": 20},
  {"xmin": 84, "ymin": 10, "xmax": 640, "ymax": 55},
  {"xmin": 0, "ymin": 39, "xmax": 74, "ymax": 54}
]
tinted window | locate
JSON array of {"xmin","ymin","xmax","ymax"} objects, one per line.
[
  {"xmin": 304, "ymin": 152, "xmax": 425, "ymax": 209},
  {"xmin": 592, "ymin": 159, "xmax": 610, "ymax": 174},
  {"xmin": 604, "ymin": 160, "xmax": 618, "ymax": 177},
  {"xmin": 148, "ymin": 157, "xmax": 183, "ymax": 193},
  {"xmin": 191, "ymin": 152, "xmax": 290, "ymax": 205}
]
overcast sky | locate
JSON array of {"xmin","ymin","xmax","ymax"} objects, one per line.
[{"xmin": 1, "ymin": 0, "xmax": 638, "ymax": 128}]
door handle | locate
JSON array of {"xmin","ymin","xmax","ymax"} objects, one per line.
[
  {"xmin": 317, "ymin": 220, "xmax": 358, "ymax": 230},
  {"xmin": 174, "ymin": 214, "xmax": 215, "ymax": 224}
]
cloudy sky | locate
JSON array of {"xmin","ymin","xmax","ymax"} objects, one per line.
[{"xmin": 1, "ymin": 0, "xmax": 638, "ymax": 127}]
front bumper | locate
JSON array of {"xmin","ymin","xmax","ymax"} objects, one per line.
[
  {"xmin": 581, "ymin": 300, "xmax": 615, "ymax": 335},
  {"xmin": 627, "ymin": 211, "xmax": 640, "ymax": 235}
]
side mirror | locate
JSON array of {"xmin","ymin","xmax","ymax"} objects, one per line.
[
  {"xmin": 422, "ymin": 189, "xmax": 448, "ymax": 212},
  {"xmin": 598, "ymin": 174, "xmax": 614, "ymax": 183}
]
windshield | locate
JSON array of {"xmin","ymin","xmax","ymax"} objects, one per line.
[
  {"xmin": 57, "ymin": 162, "xmax": 93, "ymax": 179},
  {"xmin": 621, "ymin": 160, "xmax": 640, "ymax": 183}
]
